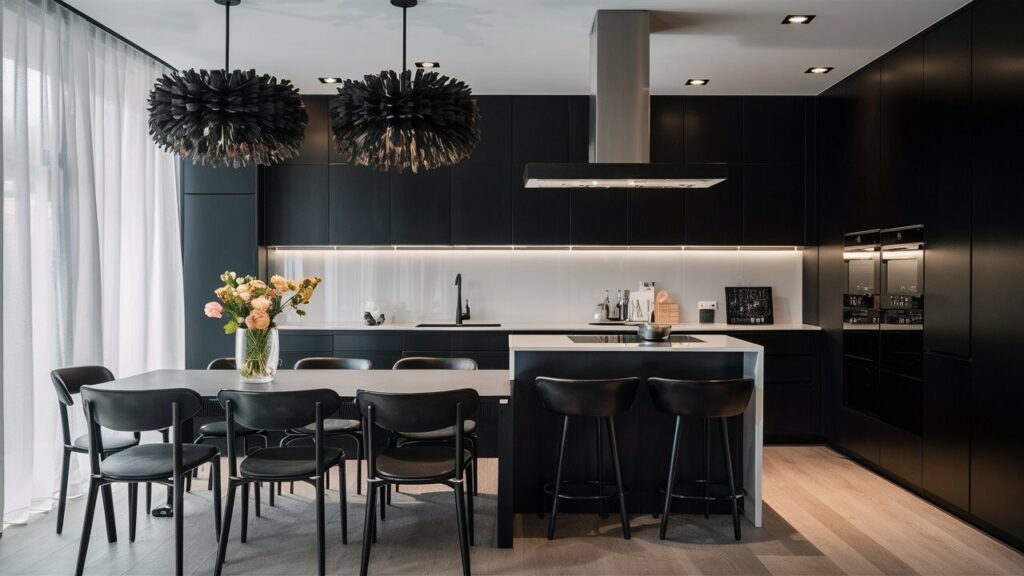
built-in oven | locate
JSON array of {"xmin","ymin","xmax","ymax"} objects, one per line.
[
  {"xmin": 843, "ymin": 230, "xmax": 881, "ymax": 328},
  {"xmin": 880, "ymin": 225, "xmax": 924, "ymax": 328}
]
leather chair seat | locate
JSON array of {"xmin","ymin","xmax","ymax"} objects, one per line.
[
  {"xmin": 239, "ymin": 446, "xmax": 344, "ymax": 479},
  {"xmin": 398, "ymin": 419, "xmax": 476, "ymax": 441},
  {"xmin": 198, "ymin": 421, "xmax": 259, "ymax": 436},
  {"xmin": 72, "ymin": 431, "xmax": 139, "ymax": 452},
  {"xmin": 375, "ymin": 445, "xmax": 472, "ymax": 482},
  {"xmin": 295, "ymin": 418, "xmax": 361, "ymax": 435},
  {"xmin": 100, "ymin": 443, "xmax": 219, "ymax": 480}
]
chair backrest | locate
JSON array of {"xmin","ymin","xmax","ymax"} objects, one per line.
[
  {"xmin": 357, "ymin": 388, "xmax": 479, "ymax": 434},
  {"xmin": 81, "ymin": 387, "xmax": 204, "ymax": 433},
  {"xmin": 218, "ymin": 389, "xmax": 342, "ymax": 432},
  {"xmin": 51, "ymin": 366, "xmax": 116, "ymax": 406},
  {"xmin": 535, "ymin": 376, "xmax": 640, "ymax": 417},
  {"xmin": 392, "ymin": 356, "xmax": 477, "ymax": 370},
  {"xmin": 295, "ymin": 356, "xmax": 373, "ymax": 370},
  {"xmin": 207, "ymin": 357, "xmax": 236, "ymax": 370},
  {"xmin": 647, "ymin": 377, "xmax": 754, "ymax": 419}
]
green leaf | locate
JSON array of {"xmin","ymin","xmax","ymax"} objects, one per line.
[{"xmin": 224, "ymin": 320, "xmax": 238, "ymax": 334}]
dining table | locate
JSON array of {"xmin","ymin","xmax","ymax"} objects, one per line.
[{"xmin": 90, "ymin": 368, "xmax": 515, "ymax": 548}]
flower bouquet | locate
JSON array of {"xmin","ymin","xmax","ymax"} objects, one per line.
[{"xmin": 205, "ymin": 271, "xmax": 321, "ymax": 383}]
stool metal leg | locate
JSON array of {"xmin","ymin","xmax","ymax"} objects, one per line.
[
  {"xmin": 703, "ymin": 418, "xmax": 711, "ymax": 519},
  {"xmin": 720, "ymin": 418, "xmax": 741, "ymax": 541},
  {"xmin": 606, "ymin": 416, "xmax": 630, "ymax": 540},
  {"xmin": 596, "ymin": 417, "xmax": 607, "ymax": 519},
  {"xmin": 547, "ymin": 416, "xmax": 570, "ymax": 540},
  {"xmin": 660, "ymin": 415, "xmax": 683, "ymax": 539}
]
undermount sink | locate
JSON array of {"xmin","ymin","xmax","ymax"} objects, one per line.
[{"xmin": 415, "ymin": 323, "xmax": 502, "ymax": 328}]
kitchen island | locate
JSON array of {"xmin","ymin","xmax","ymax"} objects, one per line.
[{"xmin": 509, "ymin": 333, "xmax": 764, "ymax": 527}]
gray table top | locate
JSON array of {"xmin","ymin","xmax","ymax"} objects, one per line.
[{"xmin": 90, "ymin": 369, "xmax": 512, "ymax": 398}]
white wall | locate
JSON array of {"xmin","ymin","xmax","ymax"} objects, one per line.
[{"xmin": 268, "ymin": 249, "xmax": 804, "ymax": 324}]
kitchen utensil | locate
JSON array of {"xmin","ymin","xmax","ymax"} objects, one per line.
[{"xmin": 638, "ymin": 322, "xmax": 672, "ymax": 341}]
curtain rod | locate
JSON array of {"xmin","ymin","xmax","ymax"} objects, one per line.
[{"xmin": 52, "ymin": 0, "xmax": 178, "ymax": 71}]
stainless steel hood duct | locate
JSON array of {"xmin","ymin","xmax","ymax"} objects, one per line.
[{"xmin": 523, "ymin": 10, "xmax": 726, "ymax": 189}]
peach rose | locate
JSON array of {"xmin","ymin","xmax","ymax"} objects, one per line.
[
  {"xmin": 236, "ymin": 287, "xmax": 251, "ymax": 302},
  {"xmin": 245, "ymin": 311, "xmax": 271, "ymax": 330},
  {"xmin": 251, "ymin": 296, "xmax": 271, "ymax": 312},
  {"xmin": 270, "ymin": 275, "xmax": 289, "ymax": 292},
  {"xmin": 204, "ymin": 301, "xmax": 223, "ymax": 318}
]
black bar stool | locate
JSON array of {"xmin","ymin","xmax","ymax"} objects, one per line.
[
  {"xmin": 535, "ymin": 376, "xmax": 639, "ymax": 540},
  {"xmin": 648, "ymin": 377, "xmax": 753, "ymax": 541}
]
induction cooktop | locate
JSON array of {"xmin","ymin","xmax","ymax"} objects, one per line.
[{"xmin": 567, "ymin": 335, "xmax": 705, "ymax": 344}]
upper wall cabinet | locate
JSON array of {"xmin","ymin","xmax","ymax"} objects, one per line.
[
  {"xmin": 628, "ymin": 188, "xmax": 684, "ymax": 245},
  {"xmin": 329, "ymin": 164, "xmax": 391, "ymax": 245},
  {"xmin": 682, "ymin": 96, "xmax": 742, "ymax": 163},
  {"xmin": 685, "ymin": 164, "xmax": 743, "ymax": 245},
  {"xmin": 466, "ymin": 96, "xmax": 511, "ymax": 163},
  {"xmin": 742, "ymin": 97, "xmax": 806, "ymax": 164},
  {"xmin": 390, "ymin": 168, "xmax": 451, "ymax": 245},
  {"xmin": 263, "ymin": 165, "xmax": 329, "ymax": 245},
  {"xmin": 922, "ymin": 10, "xmax": 971, "ymax": 358},
  {"xmin": 570, "ymin": 188, "xmax": 627, "ymax": 245},
  {"xmin": 567, "ymin": 96, "xmax": 590, "ymax": 162},
  {"xmin": 650, "ymin": 97, "xmax": 686, "ymax": 162},
  {"xmin": 880, "ymin": 39, "xmax": 923, "ymax": 229},
  {"xmin": 512, "ymin": 96, "xmax": 570, "ymax": 163},
  {"xmin": 451, "ymin": 163, "xmax": 512, "ymax": 245},
  {"xmin": 287, "ymin": 95, "xmax": 330, "ymax": 165},
  {"xmin": 183, "ymin": 164, "xmax": 257, "ymax": 195},
  {"xmin": 844, "ymin": 63, "xmax": 882, "ymax": 232},
  {"xmin": 743, "ymin": 164, "xmax": 805, "ymax": 246}
]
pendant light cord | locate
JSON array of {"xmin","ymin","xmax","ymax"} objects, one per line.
[
  {"xmin": 402, "ymin": 6, "xmax": 408, "ymax": 82},
  {"xmin": 225, "ymin": 1, "xmax": 231, "ymax": 71}
]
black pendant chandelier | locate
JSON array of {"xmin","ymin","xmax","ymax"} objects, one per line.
[
  {"xmin": 329, "ymin": 0, "xmax": 480, "ymax": 173},
  {"xmin": 147, "ymin": 0, "xmax": 308, "ymax": 167}
]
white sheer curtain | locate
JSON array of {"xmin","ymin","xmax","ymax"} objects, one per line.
[{"xmin": 2, "ymin": 0, "xmax": 184, "ymax": 527}]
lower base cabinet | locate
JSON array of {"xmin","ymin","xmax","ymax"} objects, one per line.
[{"xmin": 922, "ymin": 352, "xmax": 971, "ymax": 511}]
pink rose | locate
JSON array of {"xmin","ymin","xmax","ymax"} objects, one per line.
[
  {"xmin": 204, "ymin": 302, "xmax": 223, "ymax": 319},
  {"xmin": 245, "ymin": 311, "xmax": 271, "ymax": 330},
  {"xmin": 251, "ymin": 296, "xmax": 271, "ymax": 312},
  {"xmin": 270, "ymin": 274, "xmax": 289, "ymax": 293}
]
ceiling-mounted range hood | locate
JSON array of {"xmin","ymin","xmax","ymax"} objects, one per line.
[{"xmin": 523, "ymin": 10, "xmax": 726, "ymax": 190}]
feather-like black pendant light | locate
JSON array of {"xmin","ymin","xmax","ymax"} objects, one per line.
[
  {"xmin": 329, "ymin": 0, "xmax": 480, "ymax": 173},
  {"xmin": 147, "ymin": 0, "xmax": 308, "ymax": 167}
]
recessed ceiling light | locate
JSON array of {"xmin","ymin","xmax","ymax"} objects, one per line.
[
  {"xmin": 415, "ymin": 61, "xmax": 440, "ymax": 68},
  {"xmin": 686, "ymin": 79, "xmax": 709, "ymax": 86},
  {"xmin": 805, "ymin": 67, "xmax": 834, "ymax": 75},
  {"xmin": 783, "ymin": 14, "xmax": 815, "ymax": 24},
  {"xmin": 319, "ymin": 77, "xmax": 342, "ymax": 84}
]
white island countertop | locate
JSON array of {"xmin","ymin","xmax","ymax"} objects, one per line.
[
  {"xmin": 277, "ymin": 322, "xmax": 819, "ymax": 333},
  {"xmin": 508, "ymin": 333, "xmax": 764, "ymax": 352}
]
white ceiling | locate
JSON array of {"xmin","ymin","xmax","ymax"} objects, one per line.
[{"xmin": 69, "ymin": 0, "xmax": 967, "ymax": 96}]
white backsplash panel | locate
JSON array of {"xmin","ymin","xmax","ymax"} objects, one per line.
[{"xmin": 268, "ymin": 249, "xmax": 804, "ymax": 325}]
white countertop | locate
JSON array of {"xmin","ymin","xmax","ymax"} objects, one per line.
[
  {"xmin": 277, "ymin": 321, "xmax": 820, "ymax": 333},
  {"xmin": 508, "ymin": 333, "xmax": 764, "ymax": 352}
]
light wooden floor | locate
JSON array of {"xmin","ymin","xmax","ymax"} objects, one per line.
[{"xmin": 1, "ymin": 446, "xmax": 1021, "ymax": 575}]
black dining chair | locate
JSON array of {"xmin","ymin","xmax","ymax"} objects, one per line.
[
  {"xmin": 215, "ymin": 389, "xmax": 348, "ymax": 576},
  {"xmin": 50, "ymin": 367, "xmax": 141, "ymax": 536},
  {"xmin": 392, "ymin": 357, "xmax": 481, "ymax": 497},
  {"xmin": 279, "ymin": 356, "xmax": 371, "ymax": 495},
  {"xmin": 357, "ymin": 388, "xmax": 478, "ymax": 576},
  {"xmin": 76, "ymin": 387, "xmax": 221, "ymax": 576}
]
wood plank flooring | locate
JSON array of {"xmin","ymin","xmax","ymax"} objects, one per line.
[{"xmin": 0, "ymin": 446, "xmax": 1020, "ymax": 575}]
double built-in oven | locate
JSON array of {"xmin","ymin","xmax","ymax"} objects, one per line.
[{"xmin": 842, "ymin": 226, "xmax": 924, "ymax": 436}]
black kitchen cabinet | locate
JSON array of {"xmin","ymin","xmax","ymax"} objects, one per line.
[
  {"xmin": 742, "ymin": 164, "xmax": 804, "ymax": 245},
  {"xmin": 183, "ymin": 163, "xmax": 256, "ymax": 195},
  {"xmin": 922, "ymin": 10, "xmax": 972, "ymax": 358},
  {"xmin": 923, "ymin": 352, "xmax": 970, "ymax": 511},
  {"xmin": 570, "ymin": 188, "xmax": 627, "ymax": 245},
  {"xmin": 880, "ymin": 39, "xmax": 923, "ymax": 229},
  {"xmin": 183, "ymin": 193, "xmax": 258, "ymax": 368},
  {"xmin": 682, "ymin": 96, "xmax": 742, "ymax": 163},
  {"xmin": 844, "ymin": 64, "xmax": 882, "ymax": 232},
  {"xmin": 511, "ymin": 96, "xmax": 570, "ymax": 163},
  {"xmin": 390, "ymin": 168, "xmax": 451, "ymax": 245},
  {"xmin": 467, "ymin": 96, "xmax": 511, "ymax": 164},
  {"xmin": 627, "ymin": 188, "xmax": 684, "ymax": 245},
  {"xmin": 567, "ymin": 96, "xmax": 590, "ymax": 162},
  {"xmin": 513, "ymin": 173, "xmax": 570, "ymax": 245},
  {"xmin": 263, "ymin": 165, "xmax": 329, "ymax": 246},
  {"xmin": 971, "ymin": 0, "xmax": 1024, "ymax": 545},
  {"xmin": 288, "ymin": 95, "xmax": 329, "ymax": 165},
  {"xmin": 878, "ymin": 420, "xmax": 922, "ymax": 488},
  {"xmin": 684, "ymin": 164, "xmax": 742, "ymax": 245},
  {"xmin": 838, "ymin": 408, "xmax": 881, "ymax": 465},
  {"xmin": 742, "ymin": 97, "xmax": 805, "ymax": 164},
  {"xmin": 328, "ymin": 164, "xmax": 390, "ymax": 245},
  {"xmin": 651, "ymin": 96, "xmax": 685, "ymax": 162},
  {"xmin": 450, "ymin": 164, "xmax": 512, "ymax": 245}
]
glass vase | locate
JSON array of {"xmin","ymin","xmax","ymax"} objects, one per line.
[{"xmin": 235, "ymin": 327, "xmax": 279, "ymax": 383}]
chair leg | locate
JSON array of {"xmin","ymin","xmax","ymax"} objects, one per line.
[
  {"xmin": 128, "ymin": 483, "xmax": 138, "ymax": 543},
  {"xmin": 240, "ymin": 483, "xmax": 250, "ymax": 544},
  {"xmin": 56, "ymin": 448, "xmax": 71, "ymax": 534},
  {"xmin": 74, "ymin": 479, "xmax": 100, "ymax": 576},
  {"xmin": 100, "ymin": 483, "xmax": 117, "ymax": 543},
  {"xmin": 215, "ymin": 483, "xmax": 238, "ymax": 576},
  {"xmin": 212, "ymin": 459, "xmax": 223, "ymax": 542},
  {"xmin": 290, "ymin": 481, "xmax": 295, "ymax": 494},
  {"xmin": 254, "ymin": 482, "xmax": 262, "ymax": 518},
  {"xmin": 379, "ymin": 484, "xmax": 387, "ymax": 521},
  {"xmin": 466, "ymin": 464, "xmax": 475, "ymax": 546},
  {"xmin": 720, "ymin": 418, "xmax": 741, "ymax": 541},
  {"xmin": 606, "ymin": 416, "xmax": 631, "ymax": 540},
  {"xmin": 596, "ymin": 418, "xmax": 607, "ymax": 519},
  {"xmin": 146, "ymin": 482, "xmax": 152, "ymax": 514},
  {"xmin": 175, "ymin": 472, "xmax": 184, "ymax": 576},
  {"xmin": 356, "ymin": 438, "xmax": 363, "ymax": 496},
  {"xmin": 660, "ymin": 416, "xmax": 683, "ymax": 540},
  {"xmin": 386, "ymin": 482, "xmax": 392, "ymax": 505},
  {"xmin": 703, "ymin": 418, "xmax": 711, "ymax": 520},
  {"xmin": 547, "ymin": 416, "xmax": 570, "ymax": 540},
  {"xmin": 339, "ymin": 464, "xmax": 349, "ymax": 545},
  {"xmin": 453, "ymin": 482, "xmax": 471, "ymax": 576},
  {"xmin": 316, "ymin": 475, "xmax": 326, "ymax": 576},
  {"xmin": 326, "ymin": 468, "xmax": 331, "ymax": 491},
  {"xmin": 360, "ymin": 481, "xmax": 378, "ymax": 576}
]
